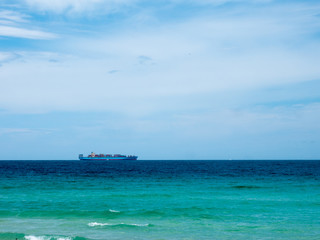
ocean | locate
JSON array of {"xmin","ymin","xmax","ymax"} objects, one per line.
[{"xmin": 0, "ymin": 160, "xmax": 319, "ymax": 240}]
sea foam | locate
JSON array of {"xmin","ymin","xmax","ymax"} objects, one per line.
[
  {"xmin": 108, "ymin": 209, "xmax": 120, "ymax": 213},
  {"xmin": 88, "ymin": 222, "xmax": 150, "ymax": 227},
  {"xmin": 88, "ymin": 222, "xmax": 111, "ymax": 226},
  {"xmin": 25, "ymin": 236, "xmax": 73, "ymax": 240}
]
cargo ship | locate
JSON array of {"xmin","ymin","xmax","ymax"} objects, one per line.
[{"xmin": 79, "ymin": 152, "xmax": 138, "ymax": 161}]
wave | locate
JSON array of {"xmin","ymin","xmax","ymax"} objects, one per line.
[
  {"xmin": 0, "ymin": 233, "xmax": 88, "ymax": 240},
  {"xmin": 88, "ymin": 222, "xmax": 151, "ymax": 227},
  {"xmin": 108, "ymin": 209, "xmax": 120, "ymax": 213},
  {"xmin": 24, "ymin": 236, "xmax": 88, "ymax": 240},
  {"xmin": 25, "ymin": 236, "xmax": 73, "ymax": 240}
]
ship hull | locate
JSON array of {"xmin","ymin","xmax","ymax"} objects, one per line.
[{"xmin": 79, "ymin": 157, "xmax": 137, "ymax": 161}]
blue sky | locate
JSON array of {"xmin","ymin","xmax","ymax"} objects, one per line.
[{"xmin": 0, "ymin": 0, "xmax": 320, "ymax": 160}]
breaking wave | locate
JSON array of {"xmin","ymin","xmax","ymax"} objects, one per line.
[
  {"xmin": 108, "ymin": 209, "xmax": 120, "ymax": 213},
  {"xmin": 0, "ymin": 232, "xmax": 88, "ymax": 240},
  {"xmin": 24, "ymin": 235, "xmax": 87, "ymax": 240},
  {"xmin": 88, "ymin": 222, "xmax": 151, "ymax": 227},
  {"xmin": 25, "ymin": 236, "xmax": 72, "ymax": 240}
]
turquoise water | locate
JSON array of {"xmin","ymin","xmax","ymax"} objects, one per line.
[{"xmin": 0, "ymin": 160, "xmax": 319, "ymax": 240}]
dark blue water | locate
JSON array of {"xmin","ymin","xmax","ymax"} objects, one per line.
[{"xmin": 1, "ymin": 160, "xmax": 319, "ymax": 177}]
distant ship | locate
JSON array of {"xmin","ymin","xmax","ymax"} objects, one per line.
[{"xmin": 79, "ymin": 152, "xmax": 138, "ymax": 161}]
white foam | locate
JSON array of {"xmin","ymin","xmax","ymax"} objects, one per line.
[
  {"xmin": 109, "ymin": 209, "xmax": 120, "ymax": 213},
  {"xmin": 88, "ymin": 222, "xmax": 111, "ymax": 226},
  {"xmin": 25, "ymin": 236, "xmax": 46, "ymax": 240},
  {"xmin": 88, "ymin": 222, "xmax": 149, "ymax": 227},
  {"xmin": 25, "ymin": 236, "xmax": 73, "ymax": 240},
  {"xmin": 130, "ymin": 223, "xmax": 149, "ymax": 227}
]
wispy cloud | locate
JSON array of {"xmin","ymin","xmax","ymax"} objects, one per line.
[
  {"xmin": 0, "ymin": 10, "xmax": 28, "ymax": 24},
  {"xmin": 0, "ymin": 8, "xmax": 56, "ymax": 39},
  {"xmin": 0, "ymin": 25, "xmax": 56, "ymax": 39},
  {"xmin": 0, "ymin": 128, "xmax": 54, "ymax": 135}
]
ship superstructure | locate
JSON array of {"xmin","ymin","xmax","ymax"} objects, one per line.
[{"xmin": 79, "ymin": 152, "xmax": 138, "ymax": 161}]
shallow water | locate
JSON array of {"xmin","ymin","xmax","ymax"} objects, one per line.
[{"xmin": 0, "ymin": 160, "xmax": 319, "ymax": 240}]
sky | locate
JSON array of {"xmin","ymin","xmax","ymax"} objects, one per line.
[{"xmin": 0, "ymin": 0, "xmax": 320, "ymax": 160}]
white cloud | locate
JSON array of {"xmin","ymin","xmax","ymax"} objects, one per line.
[
  {"xmin": 0, "ymin": 128, "xmax": 33, "ymax": 134},
  {"xmin": 0, "ymin": 40, "xmax": 319, "ymax": 115},
  {"xmin": 0, "ymin": 1, "xmax": 319, "ymax": 114},
  {"xmin": 0, "ymin": 9, "xmax": 56, "ymax": 39},
  {"xmin": 0, "ymin": 10, "xmax": 28, "ymax": 24},
  {"xmin": 0, "ymin": 25, "xmax": 56, "ymax": 39}
]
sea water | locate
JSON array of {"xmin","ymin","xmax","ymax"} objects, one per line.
[{"xmin": 0, "ymin": 160, "xmax": 319, "ymax": 240}]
